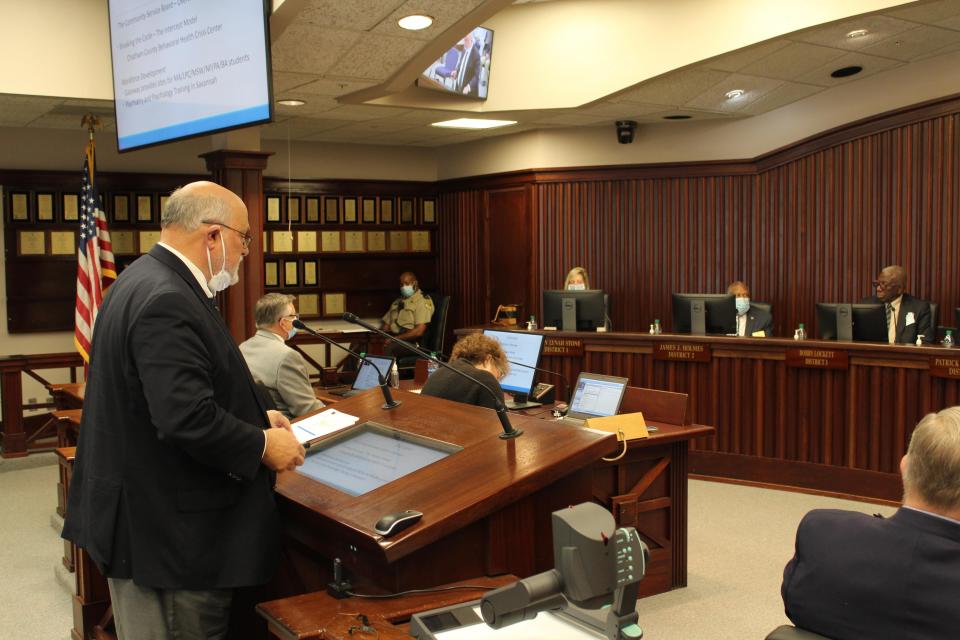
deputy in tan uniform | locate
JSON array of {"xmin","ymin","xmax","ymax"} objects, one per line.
[{"xmin": 381, "ymin": 271, "xmax": 435, "ymax": 357}]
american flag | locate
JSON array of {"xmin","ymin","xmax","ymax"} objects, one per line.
[{"xmin": 74, "ymin": 141, "xmax": 116, "ymax": 362}]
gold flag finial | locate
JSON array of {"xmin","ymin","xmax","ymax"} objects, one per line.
[{"xmin": 81, "ymin": 114, "xmax": 101, "ymax": 141}]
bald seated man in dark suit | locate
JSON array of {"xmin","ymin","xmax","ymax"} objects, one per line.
[
  {"xmin": 781, "ymin": 406, "xmax": 960, "ymax": 639},
  {"xmin": 860, "ymin": 264, "xmax": 934, "ymax": 344}
]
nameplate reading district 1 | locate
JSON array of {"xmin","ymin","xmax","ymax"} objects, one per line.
[
  {"xmin": 653, "ymin": 343, "xmax": 711, "ymax": 362},
  {"xmin": 786, "ymin": 348, "xmax": 849, "ymax": 370},
  {"xmin": 930, "ymin": 356, "xmax": 960, "ymax": 380},
  {"xmin": 543, "ymin": 337, "xmax": 584, "ymax": 357}
]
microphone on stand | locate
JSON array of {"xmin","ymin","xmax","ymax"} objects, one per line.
[
  {"xmin": 292, "ymin": 319, "xmax": 401, "ymax": 410},
  {"xmin": 341, "ymin": 312, "xmax": 522, "ymax": 439}
]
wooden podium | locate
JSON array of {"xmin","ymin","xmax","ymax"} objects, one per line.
[{"xmin": 272, "ymin": 388, "xmax": 617, "ymax": 597}]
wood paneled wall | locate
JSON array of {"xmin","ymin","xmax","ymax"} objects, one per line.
[{"xmin": 437, "ymin": 95, "xmax": 960, "ymax": 338}]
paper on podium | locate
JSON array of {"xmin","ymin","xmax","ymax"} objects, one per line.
[
  {"xmin": 292, "ymin": 408, "xmax": 359, "ymax": 446},
  {"xmin": 434, "ymin": 607, "xmax": 601, "ymax": 640},
  {"xmin": 585, "ymin": 411, "xmax": 649, "ymax": 441}
]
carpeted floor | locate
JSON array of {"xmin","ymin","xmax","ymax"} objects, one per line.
[{"xmin": 0, "ymin": 453, "xmax": 896, "ymax": 639}]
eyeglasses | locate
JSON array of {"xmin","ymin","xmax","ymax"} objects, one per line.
[
  {"xmin": 281, "ymin": 314, "xmax": 299, "ymax": 322},
  {"xmin": 202, "ymin": 220, "xmax": 252, "ymax": 248},
  {"xmin": 872, "ymin": 280, "xmax": 897, "ymax": 291}
]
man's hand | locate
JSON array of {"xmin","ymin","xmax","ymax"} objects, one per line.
[
  {"xmin": 267, "ymin": 410, "xmax": 292, "ymax": 432},
  {"xmin": 263, "ymin": 427, "xmax": 305, "ymax": 471}
]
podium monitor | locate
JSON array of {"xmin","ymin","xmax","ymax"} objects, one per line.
[
  {"xmin": 482, "ymin": 329, "xmax": 545, "ymax": 397},
  {"xmin": 543, "ymin": 290, "xmax": 607, "ymax": 332},
  {"xmin": 671, "ymin": 293, "xmax": 736, "ymax": 335},
  {"xmin": 816, "ymin": 303, "xmax": 887, "ymax": 342},
  {"xmin": 297, "ymin": 422, "xmax": 462, "ymax": 497}
]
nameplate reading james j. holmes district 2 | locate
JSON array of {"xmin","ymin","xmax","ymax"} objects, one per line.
[
  {"xmin": 653, "ymin": 343, "xmax": 711, "ymax": 362},
  {"xmin": 785, "ymin": 348, "xmax": 849, "ymax": 370},
  {"xmin": 930, "ymin": 356, "xmax": 960, "ymax": 380}
]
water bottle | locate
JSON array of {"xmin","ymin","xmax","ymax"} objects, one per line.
[
  {"xmin": 794, "ymin": 323, "xmax": 807, "ymax": 340},
  {"xmin": 654, "ymin": 319, "xmax": 662, "ymax": 335},
  {"xmin": 427, "ymin": 352, "xmax": 439, "ymax": 377},
  {"xmin": 527, "ymin": 315, "xmax": 537, "ymax": 331},
  {"xmin": 389, "ymin": 362, "xmax": 400, "ymax": 388},
  {"xmin": 943, "ymin": 330, "xmax": 954, "ymax": 348}
]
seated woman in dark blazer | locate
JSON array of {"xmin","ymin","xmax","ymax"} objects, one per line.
[{"xmin": 421, "ymin": 333, "xmax": 508, "ymax": 410}]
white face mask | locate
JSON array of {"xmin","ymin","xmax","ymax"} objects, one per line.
[
  {"xmin": 567, "ymin": 283, "xmax": 586, "ymax": 291},
  {"xmin": 206, "ymin": 232, "xmax": 237, "ymax": 293},
  {"xmin": 735, "ymin": 297, "xmax": 750, "ymax": 316},
  {"xmin": 286, "ymin": 325, "xmax": 297, "ymax": 340}
]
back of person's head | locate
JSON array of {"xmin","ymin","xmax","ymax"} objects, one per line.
[
  {"xmin": 903, "ymin": 406, "xmax": 960, "ymax": 512},
  {"xmin": 564, "ymin": 266, "xmax": 590, "ymax": 289},
  {"xmin": 255, "ymin": 293, "xmax": 295, "ymax": 329},
  {"xmin": 161, "ymin": 182, "xmax": 231, "ymax": 231},
  {"xmin": 451, "ymin": 333, "xmax": 509, "ymax": 376}
]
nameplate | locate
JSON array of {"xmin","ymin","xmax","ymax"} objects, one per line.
[
  {"xmin": 930, "ymin": 356, "xmax": 960, "ymax": 379},
  {"xmin": 543, "ymin": 337, "xmax": 583, "ymax": 357},
  {"xmin": 786, "ymin": 348, "xmax": 849, "ymax": 370},
  {"xmin": 653, "ymin": 343, "xmax": 711, "ymax": 362}
]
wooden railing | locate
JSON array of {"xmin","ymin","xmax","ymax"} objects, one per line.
[{"xmin": 0, "ymin": 352, "xmax": 84, "ymax": 458}]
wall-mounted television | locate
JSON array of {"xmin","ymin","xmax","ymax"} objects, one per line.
[
  {"xmin": 107, "ymin": 0, "xmax": 273, "ymax": 152},
  {"xmin": 418, "ymin": 26, "xmax": 493, "ymax": 99}
]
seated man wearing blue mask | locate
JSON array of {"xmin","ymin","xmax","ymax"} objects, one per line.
[
  {"xmin": 381, "ymin": 271, "xmax": 435, "ymax": 357},
  {"xmin": 728, "ymin": 280, "xmax": 773, "ymax": 337},
  {"xmin": 240, "ymin": 293, "xmax": 324, "ymax": 419}
]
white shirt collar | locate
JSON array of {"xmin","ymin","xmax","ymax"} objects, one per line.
[{"xmin": 158, "ymin": 242, "xmax": 214, "ymax": 298}]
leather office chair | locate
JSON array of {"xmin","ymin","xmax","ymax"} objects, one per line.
[
  {"xmin": 751, "ymin": 301, "xmax": 773, "ymax": 316},
  {"xmin": 765, "ymin": 625, "xmax": 832, "ymax": 640},
  {"xmin": 397, "ymin": 293, "xmax": 451, "ymax": 375}
]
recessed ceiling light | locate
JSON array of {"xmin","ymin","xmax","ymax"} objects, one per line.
[
  {"xmin": 277, "ymin": 99, "xmax": 306, "ymax": 107},
  {"xmin": 663, "ymin": 114, "xmax": 692, "ymax": 120},
  {"xmin": 725, "ymin": 89, "xmax": 744, "ymax": 100},
  {"xmin": 431, "ymin": 118, "xmax": 517, "ymax": 130},
  {"xmin": 831, "ymin": 65, "xmax": 863, "ymax": 78},
  {"xmin": 846, "ymin": 29, "xmax": 869, "ymax": 39},
  {"xmin": 398, "ymin": 14, "xmax": 433, "ymax": 30}
]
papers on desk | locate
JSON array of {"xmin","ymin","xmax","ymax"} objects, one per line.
[
  {"xmin": 434, "ymin": 608, "xmax": 601, "ymax": 640},
  {"xmin": 292, "ymin": 409, "xmax": 359, "ymax": 446},
  {"xmin": 339, "ymin": 327, "xmax": 368, "ymax": 333}
]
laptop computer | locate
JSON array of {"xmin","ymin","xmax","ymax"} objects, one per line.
[
  {"xmin": 328, "ymin": 354, "xmax": 395, "ymax": 397},
  {"xmin": 560, "ymin": 372, "xmax": 629, "ymax": 425}
]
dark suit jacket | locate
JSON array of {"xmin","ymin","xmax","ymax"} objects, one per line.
[
  {"xmin": 63, "ymin": 245, "xmax": 280, "ymax": 590},
  {"xmin": 860, "ymin": 294, "xmax": 934, "ymax": 344},
  {"xmin": 782, "ymin": 508, "xmax": 960, "ymax": 640},
  {"xmin": 743, "ymin": 305, "xmax": 774, "ymax": 337},
  {"xmin": 457, "ymin": 43, "xmax": 481, "ymax": 95}
]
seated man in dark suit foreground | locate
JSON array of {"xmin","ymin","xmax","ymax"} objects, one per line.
[
  {"xmin": 781, "ymin": 406, "xmax": 960, "ymax": 640},
  {"xmin": 861, "ymin": 264, "xmax": 934, "ymax": 344},
  {"xmin": 727, "ymin": 280, "xmax": 773, "ymax": 337}
]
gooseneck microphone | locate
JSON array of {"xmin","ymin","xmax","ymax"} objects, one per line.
[
  {"xmin": 341, "ymin": 312, "xmax": 522, "ymax": 439},
  {"xmin": 292, "ymin": 319, "xmax": 401, "ymax": 410}
]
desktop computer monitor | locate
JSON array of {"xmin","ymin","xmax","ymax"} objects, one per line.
[
  {"xmin": 482, "ymin": 329, "xmax": 545, "ymax": 398},
  {"xmin": 671, "ymin": 293, "xmax": 736, "ymax": 335},
  {"xmin": 815, "ymin": 303, "xmax": 887, "ymax": 342},
  {"xmin": 542, "ymin": 289, "xmax": 607, "ymax": 332}
]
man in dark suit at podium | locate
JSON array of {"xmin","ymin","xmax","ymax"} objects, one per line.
[
  {"xmin": 63, "ymin": 182, "xmax": 305, "ymax": 639},
  {"xmin": 781, "ymin": 406, "xmax": 960, "ymax": 639},
  {"xmin": 727, "ymin": 281, "xmax": 773, "ymax": 337},
  {"xmin": 861, "ymin": 264, "xmax": 934, "ymax": 344}
]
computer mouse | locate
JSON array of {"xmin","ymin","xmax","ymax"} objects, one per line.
[{"xmin": 374, "ymin": 510, "xmax": 423, "ymax": 537}]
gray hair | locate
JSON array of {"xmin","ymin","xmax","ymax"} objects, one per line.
[
  {"xmin": 903, "ymin": 406, "xmax": 960, "ymax": 511},
  {"xmin": 161, "ymin": 185, "xmax": 231, "ymax": 231},
  {"xmin": 255, "ymin": 293, "xmax": 295, "ymax": 328}
]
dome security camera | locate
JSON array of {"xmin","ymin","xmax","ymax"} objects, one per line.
[{"xmin": 615, "ymin": 120, "xmax": 637, "ymax": 144}]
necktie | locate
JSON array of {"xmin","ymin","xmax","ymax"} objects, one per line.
[{"xmin": 886, "ymin": 303, "xmax": 896, "ymax": 343}]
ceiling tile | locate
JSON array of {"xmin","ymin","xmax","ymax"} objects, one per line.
[
  {"xmin": 297, "ymin": 0, "xmax": 406, "ymax": 31},
  {"xmin": 372, "ymin": 0, "xmax": 490, "ymax": 40},
  {"xmin": 684, "ymin": 73, "xmax": 784, "ymax": 112},
  {"xmin": 272, "ymin": 71, "xmax": 324, "ymax": 93},
  {"xmin": 887, "ymin": 0, "xmax": 960, "ymax": 24},
  {"xmin": 0, "ymin": 94, "xmax": 64, "ymax": 126},
  {"xmin": 860, "ymin": 25, "xmax": 960, "ymax": 61},
  {"xmin": 326, "ymin": 32, "xmax": 426, "ymax": 80},
  {"xmin": 258, "ymin": 117, "xmax": 353, "ymax": 140},
  {"xmin": 739, "ymin": 82, "xmax": 824, "ymax": 115},
  {"xmin": 794, "ymin": 51, "xmax": 903, "ymax": 86},
  {"xmin": 321, "ymin": 104, "xmax": 413, "ymax": 121},
  {"xmin": 578, "ymin": 102, "xmax": 664, "ymax": 118},
  {"xmin": 737, "ymin": 42, "xmax": 848, "ymax": 80},
  {"xmin": 529, "ymin": 113, "xmax": 613, "ymax": 126},
  {"xmin": 794, "ymin": 14, "xmax": 916, "ymax": 50},
  {"xmin": 285, "ymin": 77, "xmax": 376, "ymax": 96},
  {"xmin": 614, "ymin": 68, "xmax": 731, "ymax": 107},
  {"xmin": 272, "ymin": 25, "xmax": 362, "ymax": 75},
  {"xmin": 704, "ymin": 39, "xmax": 793, "ymax": 73}
]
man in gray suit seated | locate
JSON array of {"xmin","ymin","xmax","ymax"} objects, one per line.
[{"xmin": 240, "ymin": 293, "xmax": 324, "ymax": 419}]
